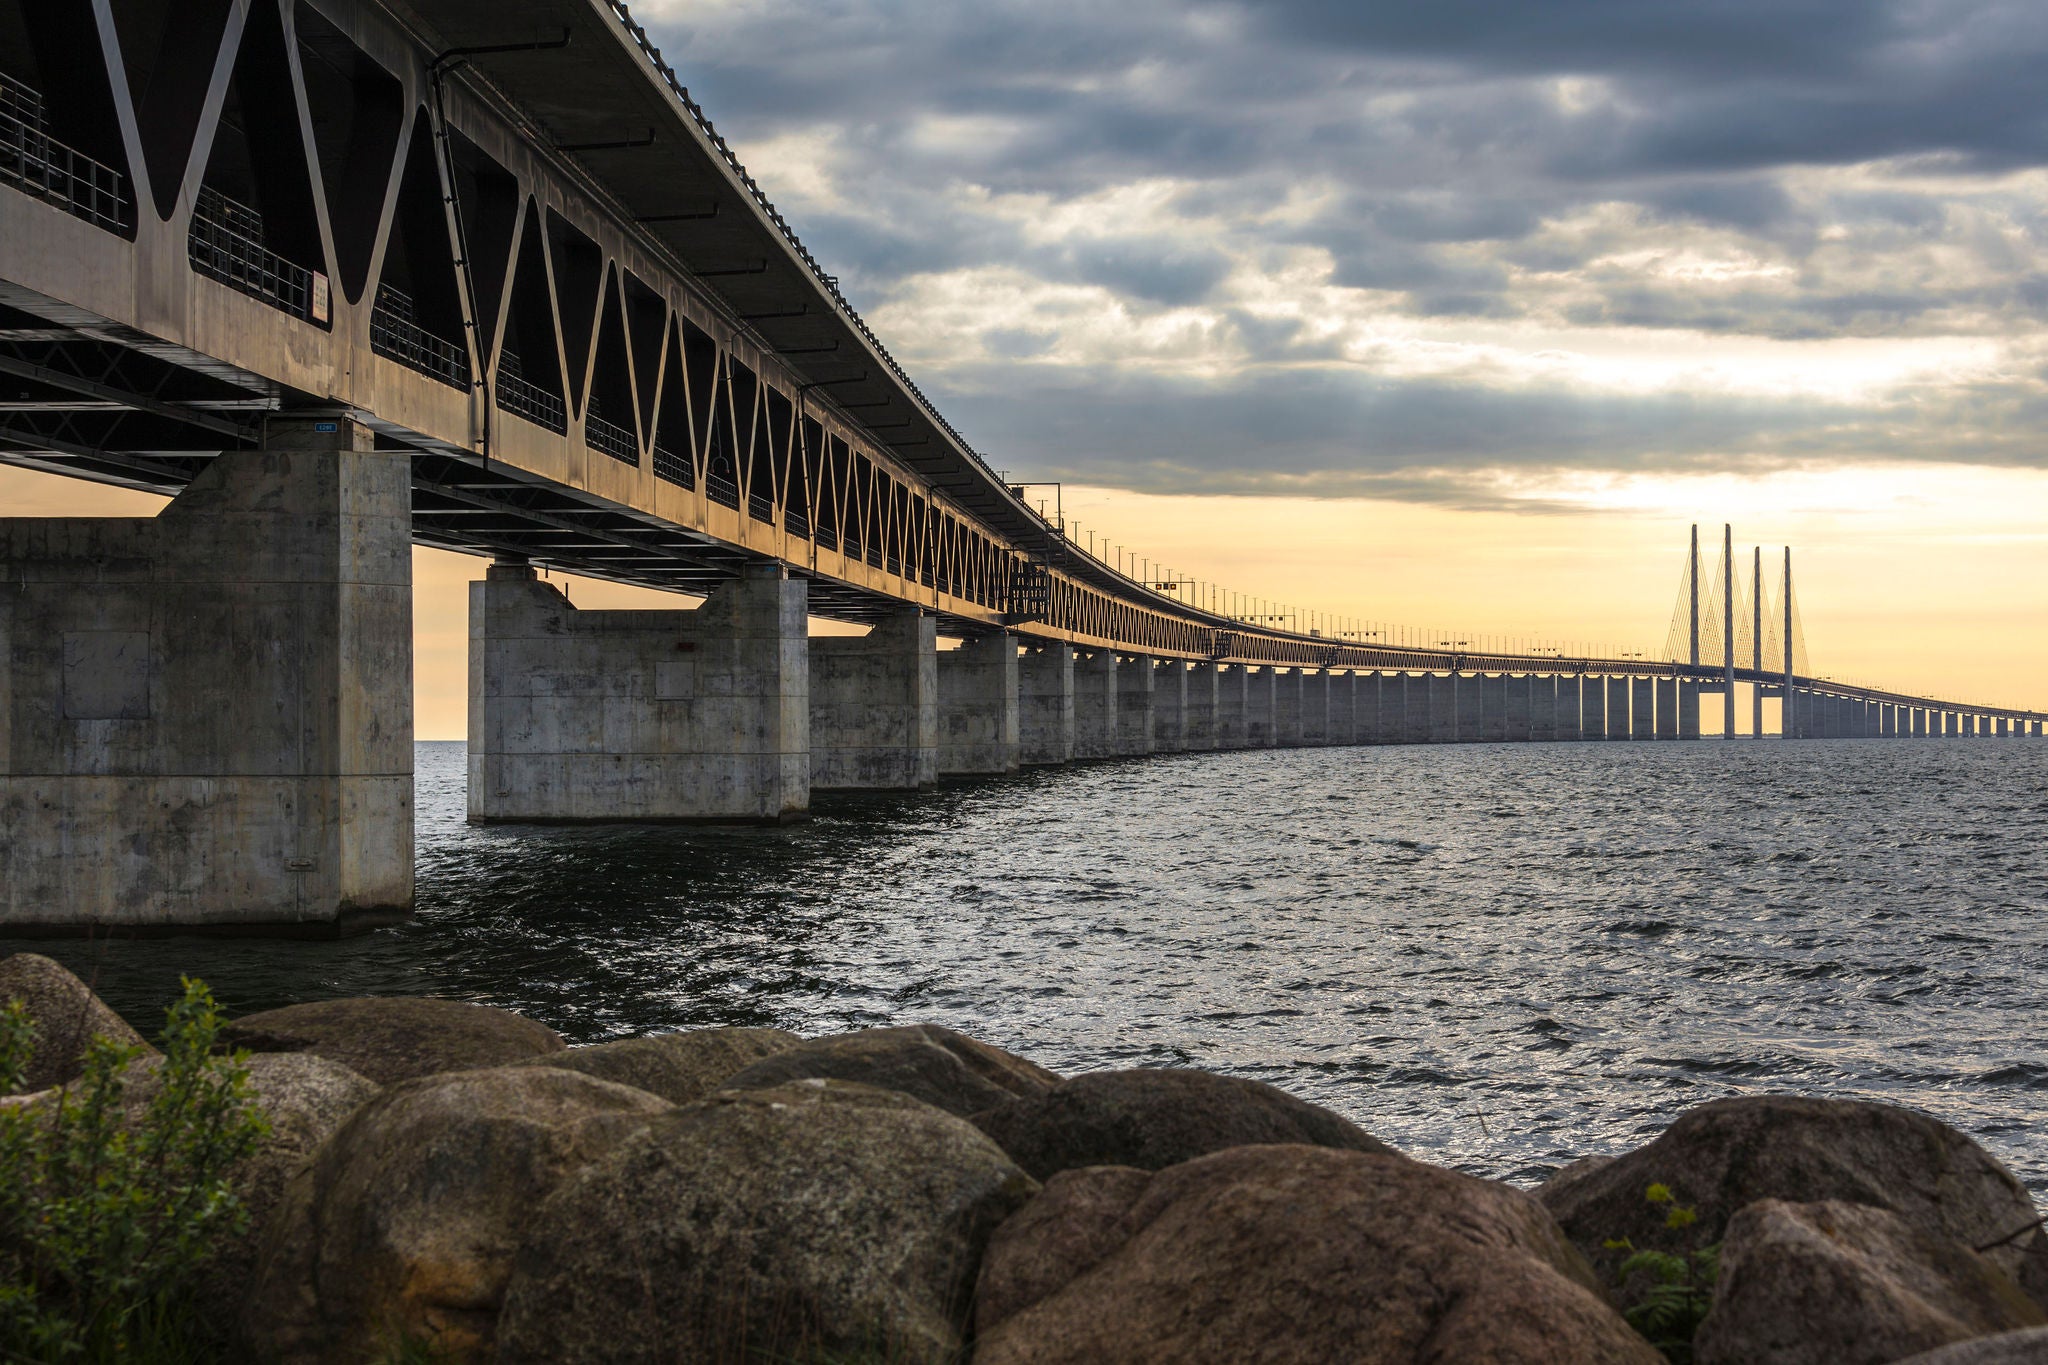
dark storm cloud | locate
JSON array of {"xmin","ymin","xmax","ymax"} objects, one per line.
[{"xmin": 636, "ymin": 0, "xmax": 2048, "ymax": 500}]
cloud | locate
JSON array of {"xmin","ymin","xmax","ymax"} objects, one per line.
[{"xmin": 632, "ymin": 0, "xmax": 2048, "ymax": 506}]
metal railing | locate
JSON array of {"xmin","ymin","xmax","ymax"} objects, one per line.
[
  {"xmin": 495, "ymin": 350, "xmax": 566, "ymax": 433},
  {"xmin": 189, "ymin": 185, "xmax": 322, "ymax": 322},
  {"xmin": 747, "ymin": 491, "xmax": 775, "ymax": 523},
  {"xmin": 706, "ymin": 465, "xmax": 740, "ymax": 509},
  {"xmin": 583, "ymin": 398, "xmax": 639, "ymax": 465},
  {"xmin": 653, "ymin": 443, "xmax": 694, "ymax": 489},
  {"xmin": 0, "ymin": 73, "xmax": 129, "ymax": 234},
  {"xmin": 369, "ymin": 283, "xmax": 469, "ymax": 389}
]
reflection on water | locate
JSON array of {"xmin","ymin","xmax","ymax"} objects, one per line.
[{"xmin": 36, "ymin": 738, "xmax": 2048, "ymax": 1189}]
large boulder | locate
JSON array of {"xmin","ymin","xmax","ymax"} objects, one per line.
[
  {"xmin": 120, "ymin": 1051, "xmax": 380, "ymax": 1323},
  {"xmin": 238, "ymin": 1066, "xmax": 669, "ymax": 1364},
  {"xmin": 716, "ymin": 1023, "xmax": 1058, "ymax": 1116},
  {"xmin": 495, "ymin": 1079, "xmax": 1038, "ymax": 1365},
  {"xmin": 1895, "ymin": 1327, "xmax": 2048, "ymax": 1363},
  {"xmin": 0, "ymin": 953, "xmax": 151, "ymax": 1091},
  {"xmin": 220, "ymin": 996, "xmax": 564, "ymax": 1085},
  {"xmin": 1696, "ymin": 1199, "xmax": 2044, "ymax": 1365},
  {"xmin": 973, "ymin": 1144, "xmax": 1663, "ymax": 1365},
  {"xmin": 1540, "ymin": 1096, "xmax": 2048, "ymax": 1306},
  {"xmin": 515, "ymin": 1025, "xmax": 799, "ymax": 1104},
  {"xmin": 971, "ymin": 1066, "xmax": 1397, "ymax": 1179}
]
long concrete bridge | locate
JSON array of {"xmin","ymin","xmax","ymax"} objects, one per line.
[{"xmin": 1, "ymin": 0, "xmax": 2042, "ymax": 934}]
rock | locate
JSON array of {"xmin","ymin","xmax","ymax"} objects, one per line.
[
  {"xmin": 1696, "ymin": 1199, "xmax": 2045, "ymax": 1365},
  {"xmin": 220, "ymin": 996, "xmax": 564, "ymax": 1085},
  {"xmin": 119, "ymin": 1051, "xmax": 380, "ymax": 1324},
  {"xmin": 1540, "ymin": 1096, "xmax": 2048, "ymax": 1307},
  {"xmin": 973, "ymin": 1143, "xmax": 1663, "ymax": 1365},
  {"xmin": 716, "ymin": 1022, "xmax": 1058, "ymax": 1116},
  {"xmin": 238, "ymin": 1066, "xmax": 669, "ymax": 1364},
  {"xmin": 495, "ymin": 1079, "xmax": 1038, "ymax": 1365},
  {"xmin": 515, "ymin": 1025, "xmax": 800, "ymax": 1104},
  {"xmin": 1893, "ymin": 1326, "xmax": 2048, "ymax": 1363},
  {"xmin": 0, "ymin": 953, "xmax": 151, "ymax": 1091},
  {"xmin": 971, "ymin": 1066, "xmax": 1399, "ymax": 1179}
]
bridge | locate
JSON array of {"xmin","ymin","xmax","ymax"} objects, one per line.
[{"xmin": 0, "ymin": 0, "xmax": 2041, "ymax": 935}]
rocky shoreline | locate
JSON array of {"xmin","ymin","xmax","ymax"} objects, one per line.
[{"xmin": 4, "ymin": 950, "xmax": 2046, "ymax": 1364}]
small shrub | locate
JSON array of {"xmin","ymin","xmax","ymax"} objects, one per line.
[
  {"xmin": 0, "ymin": 977, "xmax": 268, "ymax": 1362},
  {"xmin": 1604, "ymin": 1182, "xmax": 1720, "ymax": 1363}
]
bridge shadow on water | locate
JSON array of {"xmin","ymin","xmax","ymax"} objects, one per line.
[{"xmin": 33, "ymin": 736, "xmax": 2048, "ymax": 1190}]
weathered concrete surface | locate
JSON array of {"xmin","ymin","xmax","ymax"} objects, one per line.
[
  {"xmin": 811, "ymin": 611, "xmax": 938, "ymax": 790},
  {"xmin": 469, "ymin": 562, "xmax": 807, "ymax": 823},
  {"xmin": 1456, "ymin": 673, "xmax": 1483, "ymax": 742},
  {"xmin": 0, "ymin": 417, "xmax": 412, "ymax": 932},
  {"xmin": 1327, "ymin": 672, "xmax": 1356, "ymax": 745},
  {"xmin": 1632, "ymin": 676, "xmax": 1655, "ymax": 739},
  {"xmin": 1151, "ymin": 660, "xmax": 1188, "ymax": 752},
  {"xmin": 1506, "ymin": 674, "xmax": 1533, "ymax": 741},
  {"xmin": 1403, "ymin": 673, "xmax": 1432, "ymax": 743},
  {"xmin": 1215, "ymin": 665, "xmax": 1251, "ymax": 749},
  {"xmin": 1073, "ymin": 650, "xmax": 1118, "ymax": 760},
  {"xmin": 1481, "ymin": 673, "xmax": 1509, "ymax": 741},
  {"xmin": 1681, "ymin": 679, "xmax": 1702, "ymax": 738},
  {"xmin": 1182, "ymin": 663, "xmax": 1218, "ymax": 749},
  {"xmin": 1656, "ymin": 677, "xmax": 1679, "ymax": 738},
  {"xmin": 1531, "ymin": 675, "xmax": 1559, "ymax": 741},
  {"xmin": 1580, "ymin": 676, "xmax": 1605, "ymax": 739},
  {"xmin": 937, "ymin": 633, "xmax": 1020, "ymax": 775},
  {"xmin": 1298, "ymin": 670, "xmax": 1330, "ymax": 745},
  {"xmin": 1245, "ymin": 667, "xmax": 1278, "ymax": 746},
  {"xmin": 1272, "ymin": 669, "xmax": 1305, "ymax": 747},
  {"xmin": 1018, "ymin": 645, "xmax": 1075, "ymax": 766},
  {"xmin": 1115, "ymin": 654, "xmax": 1155, "ymax": 757}
]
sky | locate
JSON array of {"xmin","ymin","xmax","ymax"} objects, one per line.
[{"xmin": 8, "ymin": 0, "xmax": 2048, "ymax": 731}]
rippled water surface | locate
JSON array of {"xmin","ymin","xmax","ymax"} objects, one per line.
[{"xmin": 44, "ymin": 739, "xmax": 2048, "ymax": 1190}]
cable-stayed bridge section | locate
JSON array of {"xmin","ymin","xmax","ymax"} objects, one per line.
[{"xmin": 0, "ymin": 0, "xmax": 2040, "ymax": 934}]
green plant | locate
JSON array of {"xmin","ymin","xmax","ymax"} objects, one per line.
[
  {"xmin": 0, "ymin": 977, "xmax": 268, "ymax": 1362},
  {"xmin": 1604, "ymin": 1182, "xmax": 1721, "ymax": 1364}
]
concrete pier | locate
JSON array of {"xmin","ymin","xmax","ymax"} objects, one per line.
[
  {"xmin": 471, "ymin": 561, "xmax": 807, "ymax": 824},
  {"xmin": 1428, "ymin": 674, "xmax": 1457, "ymax": 743},
  {"xmin": 1603, "ymin": 677, "xmax": 1628, "ymax": 739},
  {"xmin": 1019, "ymin": 644, "xmax": 1076, "ymax": 765},
  {"xmin": 1115, "ymin": 655, "xmax": 1156, "ymax": 757},
  {"xmin": 1074, "ymin": 650, "xmax": 1119, "ymax": 759},
  {"xmin": 1216, "ymin": 665, "xmax": 1252, "ymax": 749},
  {"xmin": 1402, "ymin": 674, "xmax": 1432, "ymax": 743},
  {"xmin": 810, "ymin": 611, "xmax": 937, "ymax": 790},
  {"xmin": 1329, "ymin": 673, "xmax": 1357, "ymax": 745},
  {"xmin": 936, "ymin": 633, "xmax": 1020, "ymax": 776},
  {"xmin": 1456, "ymin": 674, "xmax": 1483, "ymax": 742},
  {"xmin": 1152, "ymin": 661, "xmax": 1189, "ymax": 752},
  {"xmin": 1631, "ymin": 677, "xmax": 1655, "ymax": 739},
  {"xmin": 1245, "ymin": 668, "xmax": 1278, "ymax": 747},
  {"xmin": 1184, "ymin": 663, "xmax": 1220, "ymax": 749},
  {"xmin": 1582, "ymin": 677, "xmax": 1607, "ymax": 739},
  {"xmin": 1679, "ymin": 680, "xmax": 1701, "ymax": 739},
  {"xmin": 1504, "ymin": 675, "xmax": 1532, "ymax": 741},
  {"xmin": 1655, "ymin": 678, "xmax": 1678, "ymax": 738},
  {"xmin": 1481, "ymin": 674, "xmax": 1509, "ymax": 742},
  {"xmin": 1298, "ymin": 671, "xmax": 1331, "ymax": 745},
  {"xmin": 0, "ymin": 418, "xmax": 413, "ymax": 933},
  {"xmin": 1273, "ymin": 669, "xmax": 1306, "ymax": 747},
  {"xmin": 1531, "ymin": 676, "xmax": 1559, "ymax": 741}
]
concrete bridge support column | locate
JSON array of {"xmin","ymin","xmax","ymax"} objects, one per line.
[
  {"xmin": 1115, "ymin": 655, "xmax": 1156, "ymax": 757},
  {"xmin": 1300, "ymin": 670, "xmax": 1331, "ymax": 745},
  {"xmin": 1531, "ymin": 676, "xmax": 1559, "ymax": 741},
  {"xmin": 1358, "ymin": 673, "xmax": 1387, "ymax": 743},
  {"xmin": 1273, "ymin": 669, "xmax": 1306, "ymax": 747},
  {"xmin": 1073, "ymin": 650, "xmax": 1119, "ymax": 759},
  {"xmin": 1456, "ymin": 674, "xmax": 1484, "ymax": 742},
  {"xmin": 1428, "ymin": 674, "xmax": 1458, "ymax": 743},
  {"xmin": 1019, "ymin": 644, "xmax": 1076, "ymax": 765},
  {"xmin": 1504, "ymin": 675, "xmax": 1532, "ymax": 741},
  {"xmin": 1679, "ymin": 681, "xmax": 1702, "ymax": 739},
  {"xmin": 1246, "ymin": 668, "xmax": 1279, "ymax": 746},
  {"xmin": 1912, "ymin": 708, "xmax": 1927, "ymax": 737},
  {"xmin": 1328, "ymin": 672, "xmax": 1357, "ymax": 745},
  {"xmin": 1655, "ymin": 678, "xmax": 1678, "ymax": 738},
  {"xmin": 1402, "ymin": 674, "xmax": 1432, "ymax": 743},
  {"xmin": 1632, "ymin": 677, "xmax": 1655, "ymax": 739},
  {"xmin": 1606, "ymin": 678, "xmax": 1632, "ymax": 740},
  {"xmin": 472, "ymin": 561, "xmax": 807, "ymax": 825},
  {"xmin": 1216, "ymin": 666, "xmax": 1251, "ymax": 749},
  {"xmin": 1152, "ymin": 661, "xmax": 1188, "ymax": 753},
  {"xmin": 1, "ymin": 417, "xmax": 413, "ymax": 933},
  {"xmin": 810, "ymin": 611, "xmax": 938, "ymax": 791},
  {"xmin": 1480, "ymin": 674, "xmax": 1509, "ymax": 741},
  {"xmin": 936, "ymin": 633, "xmax": 1020, "ymax": 776},
  {"xmin": 1184, "ymin": 663, "xmax": 1219, "ymax": 749},
  {"xmin": 1578, "ymin": 677, "xmax": 1598, "ymax": 737}
]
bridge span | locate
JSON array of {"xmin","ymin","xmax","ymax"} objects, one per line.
[{"xmin": 0, "ymin": 0, "xmax": 2041, "ymax": 934}]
